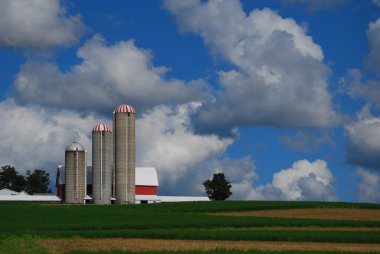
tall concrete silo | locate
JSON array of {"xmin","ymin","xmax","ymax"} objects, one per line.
[
  {"xmin": 65, "ymin": 142, "xmax": 87, "ymax": 204},
  {"xmin": 113, "ymin": 104, "xmax": 136, "ymax": 204},
  {"xmin": 92, "ymin": 123, "xmax": 112, "ymax": 204}
]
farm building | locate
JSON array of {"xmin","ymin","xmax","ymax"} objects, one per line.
[{"xmin": 56, "ymin": 165, "xmax": 160, "ymax": 204}]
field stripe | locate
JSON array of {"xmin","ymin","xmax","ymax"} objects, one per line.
[
  {"xmin": 201, "ymin": 227, "xmax": 380, "ymax": 231},
  {"xmin": 38, "ymin": 238, "xmax": 380, "ymax": 253},
  {"xmin": 212, "ymin": 208, "xmax": 380, "ymax": 221}
]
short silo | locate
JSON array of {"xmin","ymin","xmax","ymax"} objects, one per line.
[
  {"xmin": 113, "ymin": 104, "xmax": 136, "ymax": 204},
  {"xmin": 92, "ymin": 123, "xmax": 112, "ymax": 204},
  {"xmin": 65, "ymin": 142, "xmax": 87, "ymax": 204}
]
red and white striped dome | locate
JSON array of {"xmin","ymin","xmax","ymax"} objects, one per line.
[
  {"xmin": 114, "ymin": 104, "xmax": 136, "ymax": 114},
  {"xmin": 92, "ymin": 123, "xmax": 111, "ymax": 132}
]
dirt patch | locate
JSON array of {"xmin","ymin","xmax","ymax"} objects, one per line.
[
  {"xmin": 38, "ymin": 238, "xmax": 380, "ymax": 253},
  {"xmin": 204, "ymin": 227, "xmax": 380, "ymax": 231},
  {"xmin": 212, "ymin": 208, "xmax": 380, "ymax": 221}
]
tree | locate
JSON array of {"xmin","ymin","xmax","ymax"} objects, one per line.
[
  {"xmin": 26, "ymin": 169, "xmax": 51, "ymax": 194},
  {"xmin": 203, "ymin": 173, "xmax": 232, "ymax": 200},
  {"xmin": 0, "ymin": 165, "xmax": 26, "ymax": 192}
]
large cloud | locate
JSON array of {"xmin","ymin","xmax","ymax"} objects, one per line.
[
  {"xmin": 356, "ymin": 168, "xmax": 380, "ymax": 203},
  {"xmin": 245, "ymin": 159, "xmax": 336, "ymax": 201},
  {"xmin": 270, "ymin": 159, "xmax": 335, "ymax": 201},
  {"xmin": 136, "ymin": 103, "xmax": 233, "ymax": 186},
  {"xmin": 0, "ymin": 99, "xmax": 102, "ymax": 174},
  {"xmin": 345, "ymin": 19, "xmax": 380, "ymax": 109},
  {"xmin": 367, "ymin": 18, "xmax": 380, "ymax": 76},
  {"xmin": 164, "ymin": 0, "xmax": 340, "ymax": 136},
  {"xmin": 345, "ymin": 106, "xmax": 380, "ymax": 170},
  {"xmin": 0, "ymin": 0, "xmax": 85, "ymax": 49},
  {"xmin": 14, "ymin": 35, "xmax": 209, "ymax": 114}
]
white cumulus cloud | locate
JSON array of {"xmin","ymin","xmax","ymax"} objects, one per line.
[
  {"xmin": 271, "ymin": 159, "xmax": 335, "ymax": 200},
  {"xmin": 136, "ymin": 103, "xmax": 233, "ymax": 186},
  {"xmin": 0, "ymin": 99, "xmax": 103, "ymax": 175},
  {"xmin": 204, "ymin": 158, "xmax": 336, "ymax": 201},
  {"xmin": 356, "ymin": 168, "xmax": 380, "ymax": 203},
  {"xmin": 345, "ymin": 106, "xmax": 380, "ymax": 170},
  {"xmin": 14, "ymin": 35, "xmax": 209, "ymax": 114},
  {"xmin": 165, "ymin": 0, "xmax": 340, "ymax": 135},
  {"xmin": 0, "ymin": 0, "xmax": 85, "ymax": 49}
]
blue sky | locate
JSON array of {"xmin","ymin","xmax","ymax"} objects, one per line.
[{"xmin": 0, "ymin": 0, "xmax": 380, "ymax": 202}]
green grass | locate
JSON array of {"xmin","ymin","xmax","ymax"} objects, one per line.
[
  {"xmin": 0, "ymin": 236, "xmax": 49, "ymax": 254},
  {"xmin": 1, "ymin": 201, "xmax": 380, "ymax": 236},
  {"xmin": 67, "ymin": 251, "xmax": 380, "ymax": 254},
  {"xmin": 1, "ymin": 201, "xmax": 380, "ymax": 253}
]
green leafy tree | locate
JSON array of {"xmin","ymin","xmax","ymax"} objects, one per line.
[
  {"xmin": 203, "ymin": 173, "xmax": 232, "ymax": 200},
  {"xmin": 26, "ymin": 169, "xmax": 51, "ymax": 194},
  {"xmin": 0, "ymin": 165, "xmax": 26, "ymax": 192}
]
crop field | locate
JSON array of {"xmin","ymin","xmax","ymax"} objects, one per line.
[{"xmin": 1, "ymin": 201, "xmax": 380, "ymax": 253}]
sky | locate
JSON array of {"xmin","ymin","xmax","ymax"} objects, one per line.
[{"xmin": 0, "ymin": 0, "xmax": 380, "ymax": 203}]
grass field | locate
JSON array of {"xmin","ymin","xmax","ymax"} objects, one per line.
[{"xmin": 1, "ymin": 201, "xmax": 380, "ymax": 253}]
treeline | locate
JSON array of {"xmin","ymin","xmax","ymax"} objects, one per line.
[{"xmin": 0, "ymin": 165, "xmax": 51, "ymax": 194}]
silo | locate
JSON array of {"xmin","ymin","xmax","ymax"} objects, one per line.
[
  {"xmin": 113, "ymin": 104, "xmax": 136, "ymax": 204},
  {"xmin": 65, "ymin": 142, "xmax": 87, "ymax": 204},
  {"xmin": 92, "ymin": 123, "xmax": 112, "ymax": 204}
]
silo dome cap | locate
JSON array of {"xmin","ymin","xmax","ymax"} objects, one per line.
[
  {"xmin": 114, "ymin": 104, "xmax": 136, "ymax": 114},
  {"xmin": 92, "ymin": 123, "xmax": 111, "ymax": 132},
  {"xmin": 65, "ymin": 142, "xmax": 85, "ymax": 152}
]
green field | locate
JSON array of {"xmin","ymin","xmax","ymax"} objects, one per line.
[{"xmin": 1, "ymin": 201, "xmax": 380, "ymax": 253}]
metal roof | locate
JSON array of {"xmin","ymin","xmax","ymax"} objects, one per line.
[
  {"xmin": 135, "ymin": 167, "xmax": 159, "ymax": 186},
  {"xmin": 159, "ymin": 196, "xmax": 209, "ymax": 202},
  {"xmin": 0, "ymin": 189, "xmax": 61, "ymax": 201},
  {"xmin": 135, "ymin": 195, "xmax": 161, "ymax": 201},
  {"xmin": 65, "ymin": 142, "xmax": 85, "ymax": 152},
  {"xmin": 68, "ymin": 166, "xmax": 158, "ymax": 186},
  {"xmin": 92, "ymin": 123, "xmax": 111, "ymax": 132},
  {"xmin": 114, "ymin": 104, "xmax": 136, "ymax": 114}
]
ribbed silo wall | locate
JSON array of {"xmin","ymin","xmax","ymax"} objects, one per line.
[
  {"xmin": 92, "ymin": 131, "xmax": 112, "ymax": 204},
  {"xmin": 114, "ymin": 113, "xmax": 135, "ymax": 204},
  {"xmin": 127, "ymin": 114, "xmax": 135, "ymax": 204},
  {"xmin": 65, "ymin": 150, "xmax": 86, "ymax": 204}
]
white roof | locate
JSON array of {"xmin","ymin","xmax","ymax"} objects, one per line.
[
  {"xmin": 136, "ymin": 167, "xmax": 159, "ymax": 186},
  {"xmin": 159, "ymin": 196, "xmax": 209, "ymax": 202},
  {"xmin": 0, "ymin": 188, "xmax": 60, "ymax": 201},
  {"xmin": 0, "ymin": 188, "xmax": 19, "ymax": 196},
  {"xmin": 135, "ymin": 195, "xmax": 161, "ymax": 201},
  {"xmin": 17, "ymin": 191, "xmax": 30, "ymax": 196}
]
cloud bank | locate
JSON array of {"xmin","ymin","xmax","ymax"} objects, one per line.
[
  {"xmin": 0, "ymin": 0, "xmax": 85, "ymax": 49},
  {"xmin": 165, "ymin": 0, "xmax": 340, "ymax": 136},
  {"xmin": 14, "ymin": 35, "xmax": 209, "ymax": 114},
  {"xmin": 345, "ymin": 106, "xmax": 380, "ymax": 170},
  {"xmin": 356, "ymin": 168, "xmax": 380, "ymax": 203}
]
